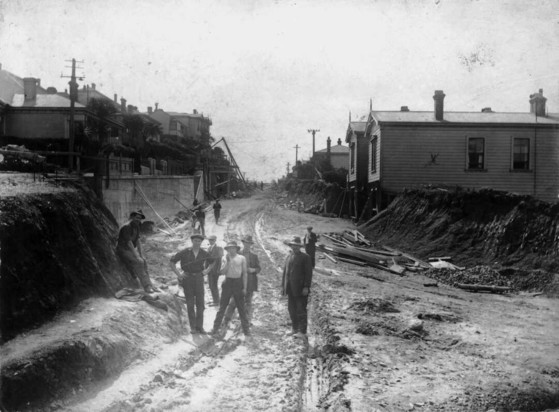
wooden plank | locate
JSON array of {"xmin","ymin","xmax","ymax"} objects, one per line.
[
  {"xmin": 338, "ymin": 257, "xmax": 366, "ymax": 266},
  {"xmin": 382, "ymin": 245, "xmax": 431, "ymax": 269},
  {"xmin": 456, "ymin": 283, "xmax": 511, "ymax": 294},
  {"xmin": 428, "ymin": 256, "xmax": 452, "ymax": 261},
  {"xmin": 323, "ymin": 253, "xmax": 338, "ymax": 263}
]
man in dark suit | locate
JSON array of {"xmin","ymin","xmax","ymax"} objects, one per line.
[{"xmin": 282, "ymin": 236, "xmax": 313, "ymax": 339}]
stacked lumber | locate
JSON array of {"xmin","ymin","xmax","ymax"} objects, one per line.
[{"xmin": 318, "ymin": 230, "xmax": 430, "ymax": 275}]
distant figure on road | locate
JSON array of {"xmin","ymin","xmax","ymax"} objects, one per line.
[
  {"xmin": 194, "ymin": 206, "xmax": 206, "ymax": 236},
  {"xmin": 212, "ymin": 241, "xmax": 251, "ymax": 337},
  {"xmin": 206, "ymin": 235, "xmax": 224, "ymax": 306},
  {"xmin": 303, "ymin": 226, "xmax": 319, "ymax": 268},
  {"xmin": 223, "ymin": 235, "xmax": 261, "ymax": 324},
  {"xmin": 282, "ymin": 236, "xmax": 313, "ymax": 339},
  {"xmin": 169, "ymin": 234, "xmax": 211, "ymax": 334},
  {"xmin": 116, "ymin": 209, "xmax": 156, "ymax": 293},
  {"xmin": 213, "ymin": 199, "xmax": 222, "ymax": 225}
]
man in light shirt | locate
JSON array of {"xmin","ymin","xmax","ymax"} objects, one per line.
[{"xmin": 211, "ymin": 240, "xmax": 251, "ymax": 336}]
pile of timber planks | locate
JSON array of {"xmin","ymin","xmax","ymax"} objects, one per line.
[{"xmin": 319, "ymin": 230, "xmax": 431, "ymax": 275}]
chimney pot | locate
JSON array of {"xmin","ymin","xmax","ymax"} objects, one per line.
[
  {"xmin": 433, "ymin": 90, "xmax": 446, "ymax": 121},
  {"xmin": 400, "ymin": 106, "xmax": 409, "ymax": 112},
  {"xmin": 337, "ymin": 138, "xmax": 342, "ymax": 145},
  {"xmin": 148, "ymin": 106, "xmax": 153, "ymax": 114},
  {"xmin": 193, "ymin": 109, "xmax": 198, "ymax": 114},
  {"xmin": 155, "ymin": 102, "xmax": 159, "ymax": 110},
  {"xmin": 529, "ymin": 89, "xmax": 547, "ymax": 117}
]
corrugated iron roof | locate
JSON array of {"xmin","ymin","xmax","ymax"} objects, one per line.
[
  {"xmin": 11, "ymin": 94, "xmax": 85, "ymax": 108},
  {"xmin": 0, "ymin": 68, "xmax": 47, "ymax": 104},
  {"xmin": 371, "ymin": 111, "xmax": 559, "ymax": 125}
]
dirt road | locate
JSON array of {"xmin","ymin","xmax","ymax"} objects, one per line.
[{"xmin": 12, "ymin": 192, "xmax": 558, "ymax": 411}]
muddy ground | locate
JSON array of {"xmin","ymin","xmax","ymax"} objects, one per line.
[{"xmin": 1, "ymin": 187, "xmax": 559, "ymax": 411}]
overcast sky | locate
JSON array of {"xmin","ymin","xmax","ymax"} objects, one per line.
[{"xmin": 1, "ymin": 0, "xmax": 558, "ymax": 181}]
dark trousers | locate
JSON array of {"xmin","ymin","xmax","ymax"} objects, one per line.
[
  {"xmin": 116, "ymin": 248, "xmax": 153, "ymax": 290},
  {"xmin": 208, "ymin": 272, "xmax": 220, "ymax": 305},
  {"xmin": 287, "ymin": 289, "xmax": 309, "ymax": 334},
  {"xmin": 213, "ymin": 278, "xmax": 250, "ymax": 334},
  {"xmin": 224, "ymin": 289, "xmax": 254, "ymax": 324},
  {"xmin": 181, "ymin": 274, "xmax": 205, "ymax": 331},
  {"xmin": 214, "ymin": 210, "xmax": 220, "ymax": 224},
  {"xmin": 305, "ymin": 246, "xmax": 316, "ymax": 268}
]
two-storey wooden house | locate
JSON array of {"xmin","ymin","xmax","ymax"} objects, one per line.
[{"xmin": 352, "ymin": 89, "xmax": 559, "ymax": 217}]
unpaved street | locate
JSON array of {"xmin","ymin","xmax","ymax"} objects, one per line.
[{"xmin": 57, "ymin": 193, "xmax": 559, "ymax": 411}]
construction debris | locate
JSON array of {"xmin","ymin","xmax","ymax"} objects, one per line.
[
  {"xmin": 456, "ymin": 283, "xmax": 511, "ymax": 294},
  {"xmin": 318, "ymin": 230, "xmax": 431, "ymax": 275}
]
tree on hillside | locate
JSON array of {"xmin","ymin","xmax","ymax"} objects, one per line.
[{"xmin": 84, "ymin": 98, "xmax": 118, "ymax": 154}]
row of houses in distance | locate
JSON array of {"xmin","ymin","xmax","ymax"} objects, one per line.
[
  {"xmin": 346, "ymin": 88, "xmax": 559, "ymax": 219},
  {"xmin": 0, "ymin": 63, "xmax": 214, "ymax": 178}
]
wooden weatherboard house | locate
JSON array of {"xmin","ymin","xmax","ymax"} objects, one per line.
[{"xmin": 348, "ymin": 89, "xmax": 559, "ymax": 218}]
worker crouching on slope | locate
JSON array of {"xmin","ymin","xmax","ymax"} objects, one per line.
[
  {"xmin": 169, "ymin": 234, "xmax": 212, "ymax": 334},
  {"xmin": 116, "ymin": 209, "xmax": 157, "ymax": 293}
]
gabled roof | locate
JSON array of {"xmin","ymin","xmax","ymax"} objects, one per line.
[
  {"xmin": 370, "ymin": 111, "xmax": 559, "ymax": 125},
  {"xmin": 77, "ymin": 88, "xmax": 122, "ymax": 112},
  {"xmin": 345, "ymin": 121, "xmax": 367, "ymax": 143},
  {"xmin": 11, "ymin": 94, "xmax": 86, "ymax": 108}
]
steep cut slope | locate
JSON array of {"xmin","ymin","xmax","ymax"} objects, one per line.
[
  {"xmin": 360, "ymin": 188, "xmax": 559, "ymax": 271},
  {"xmin": 0, "ymin": 183, "xmax": 130, "ymax": 342}
]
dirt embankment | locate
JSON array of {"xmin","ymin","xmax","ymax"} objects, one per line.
[
  {"xmin": 277, "ymin": 178, "xmax": 348, "ymax": 216},
  {"xmin": 360, "ymin": 188, "xmax": 559, "ymax": 272},
  {"xmin": 0, "ymin": 182, "xmax": 130, "ymax": 342}
]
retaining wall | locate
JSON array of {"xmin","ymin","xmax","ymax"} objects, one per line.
[{"xmin": 101, "ymin": 174, "xmax": 201, "ymax": 225}]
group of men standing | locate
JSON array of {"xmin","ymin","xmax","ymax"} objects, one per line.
[
  {"xmin": 117, "ymin": 205, "xmax": 320, "ymax": 341},
  {"xmin": 169, "ymin": 233, "xmax": 260, "ymax": 337}
]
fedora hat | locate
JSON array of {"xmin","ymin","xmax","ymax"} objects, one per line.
[
  {"xmin": 190, "ymin": 233, "xmax": 205, "ymax": 241},
  {"xmin": 241, "ymin": 235, "xmax": 254, "ymax": 244},
  {"xmin": 288, "ymin": 236, "xmax": 304, "ymax": 247},
  {"xmin": 130, "ymin": 209, "xmax": 146, "ymax": 219},
  {"xmin": 224, "ymin": 240, "xmax": 241, "ymax": 251}
]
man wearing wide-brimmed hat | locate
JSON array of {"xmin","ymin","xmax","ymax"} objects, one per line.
[
  {"xmin": 282, "ymin": 236, "xmax": 313, "ymax": 339},
  {"xmin": 116, "ymin": 209, "xmax": 156, "ymax": 293},
  {"xmin": 169, "ymin": 233, "xmax": 211, "ymax": 334},
  {"xmin": 223, "ymin": 235, "xmax": 261, "ymax": 324},
  {"xmin": 206, "ymin": 234, "xmax": 223, "ymax": 306},
  {"xmin": 211, "ymin": 240, "xmax": 251, "ymax": 336}
]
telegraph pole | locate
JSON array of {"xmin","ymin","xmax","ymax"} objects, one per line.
[
  {"xmin": 293, "ymin": 144, "xmax": 300, "ymax": 165},
  {"xmin": 61, "ymin": 58, "xmax": 84, "ymax": 171},
  {"xmin": 307, "ymin": 128, "xmax": 320, "ymax": 164}
]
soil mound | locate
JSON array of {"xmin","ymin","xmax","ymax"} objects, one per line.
[
  {"xmin": 0, "ymin": 182, "xmax": 131, "ymax": 342},
  {"xmin": 360, "ymin": 188, "xmax": 559, "ymax": 272}
]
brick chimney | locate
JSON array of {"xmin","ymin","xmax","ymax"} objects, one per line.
[
  {"xmin": 148, "ymin": 106, "xmax": 153, "ymax": 115},
  {"xmin": 337, "ymin": 138, "xmax": 342, "ymax": 145},
  {"xmin": 529, "ymin": 89, "xmax": 546, "ymax": 117},
  {"xmin": 400, "ymin": 106, "xmax": 409, "ymax": 112},
  {"xmin": 120, "ymin": 98, "xmax": 127, "ymax": 113},
  {"xmin": 481, "ymin": 107, "xmax": 493, "ymax": 113},
  {"xmin": 155, "ymin": 102, "xmax": 159, "ymax": 110},
  {"xmin": 433, "ymin": 90, "xmax": 445, "ymax": 121},
  {"xmin": 127, "ymin": 104, "xmax": 134, "ymax": 114},
  {"xmin": 114, "ymin": 94, "xmax": 118, "ymax": 103},
  {"xmin": 327, "ymin": 136, "xmax": 331, "ymax": 153},
  {"xmin": 23, "ymin": 78, "xmax": 39, "ymax": 101},
  {"xmin": 91, "ymin": 83, "xmax": 96, "ymax": 90}
]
